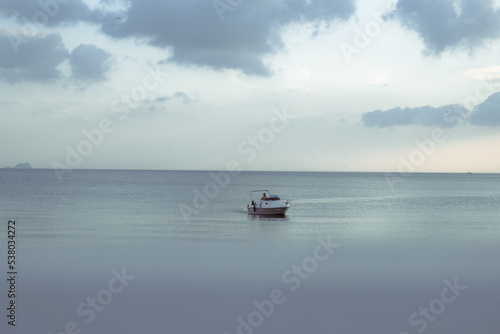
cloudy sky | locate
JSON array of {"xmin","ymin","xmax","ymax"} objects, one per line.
[{"xmin": 1, "ymin": 0, "xmax": 500, "ymax": 172}]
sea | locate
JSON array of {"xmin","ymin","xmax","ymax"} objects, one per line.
[{"xmin": 0, "ymin": 169, "xmax": 499, "ymax": 334}]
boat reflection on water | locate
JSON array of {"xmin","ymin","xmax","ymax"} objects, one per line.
[{"xmin": 247, "ymin": 213, "xmax": 289, "ymax": 220}]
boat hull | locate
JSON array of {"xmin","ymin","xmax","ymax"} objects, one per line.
[{"xmin": 247, "ymin": 206, "xmax": 290, "ymax": 215}]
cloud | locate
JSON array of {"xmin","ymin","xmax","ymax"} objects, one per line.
[
  {"xmin": 171, "ymin": 92, "xmax": 193, "ymax": 104},
  {"xmin": 386, "ymin": 0, "xmax": 500, "ymax": 55},
  {"xmin": 0, "ymin": 31, "xmax": 68, "ymax": 82},
  {"xmin": 0, "ymin": 0, "xmax": 101, "ymax": 26},
  {"xmin": 0, "ymin": 32, "xmax": 112, "ymax": 86},
  {"xmin": 155, "ymin": 91, "xmax": 194, "ymax": 105},
  {"xmin": 469, "ymin": 92, "xmax": 500, "ymax": 126},
  {"xmin": 155, "ymin": 95, "xmax": 169, "ymax": 103},
  {"xmin": 1, "ymin": 0, "xmax": 356, "ymax": 77},
  {"xmin": 99, "ymin": 0, "xmax": 356, "ymax": 76},
  {"xmin": 361, "ymin": 104, "xmax": 468, "ymax": 128},
  {"xmin": 361, "ymin": 92, "xmax": 500, "ymax": 128},
  {"xmin": 69, "ymin": 44, "xmax": 113, "ymax": 85}
]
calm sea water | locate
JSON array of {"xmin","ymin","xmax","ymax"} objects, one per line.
[
  {"xmin": 1, "ymin": 169, "xmax": 499, "ymax": 334},
  {"xmin": 0, "ymin": 169, "xmax": 499, "ymax": 247}
]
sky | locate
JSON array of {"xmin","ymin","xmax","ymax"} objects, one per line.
[{"xmin": 1, "ymin": 0, "xmax": 500, "ymax": 173}]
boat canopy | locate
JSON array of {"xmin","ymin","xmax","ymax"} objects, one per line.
[{"xmin": 250, "ymin": 190, "xmax": 282, "ymax": 201}]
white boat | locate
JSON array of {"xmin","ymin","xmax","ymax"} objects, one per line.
[{"xmin": 247, "ymin": 190, "xmax": 291, "ymax": 215}]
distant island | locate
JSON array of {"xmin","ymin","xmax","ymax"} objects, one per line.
[{"xmin": 3, "ymin": 162, "xmax": 33, "ymax": 169}]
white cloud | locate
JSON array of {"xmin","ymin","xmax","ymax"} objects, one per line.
[{"xmin": 464, "ymin": 66, "xmax": 500, "ymax": 81}]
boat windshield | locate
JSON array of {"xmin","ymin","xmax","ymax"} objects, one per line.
[{"xmin": 268, "ymin": 195, "xmax": 281, "ymax": 200}]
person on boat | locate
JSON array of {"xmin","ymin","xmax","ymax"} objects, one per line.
[{"xmin": 261, "ymin": 193, "xmax": 267, "ymax": 200}]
